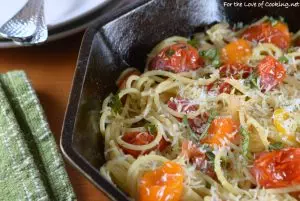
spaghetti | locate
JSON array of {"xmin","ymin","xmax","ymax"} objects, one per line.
[{"xmin": 100, "ymin": 16, "xmax": 300, "ymax": 201}]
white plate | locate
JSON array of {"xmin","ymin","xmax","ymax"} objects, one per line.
[{"xmin": 0, "ymin": 0, "xmax": 113, "ymax": 48}]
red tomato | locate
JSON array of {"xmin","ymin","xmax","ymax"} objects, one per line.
[
  {"xmin": 181, "ymin": 140, "xmax": 216, "ymax": 178},
  {"xmin": 167, "ymin": 97, "xmax": 198, "ymax": 113},
  {"xmin": 241, "ymin": 22, "xmax": 290, "ymax": 50},
  {"xmin": 218, "ymin": 82, "xmax": 232, "ymax": 94},
  {"xmin": 207, "ymin": 81, "xmax": 232, "ymax": 94},
  {"xmin": 139, "ymin": 162, "xmax": 184, "ymax": 201},
  {"xmin": 257, "ymin": 56, "xmax": 286, "ymax": 91},
  {"xmin": 167, "ymin": 97, "xmax": 208, "ymax": 134},
  {"xmin": 116, "ymin": 68, "xmax": 141, "ymax": 89},
  {"xmin": 251, "ymin": 148, "xmax": 300, "ymax": 188},
  {"xmin": 121, "ymin": 132, "xmax": 169, "ymax": 158},
  {"xmin": 208, "ymin": 63, "xmax": 252, "ymax": 95},
  {"xmin": 219, "ymin": 63, "xmax": 253, "ymax": 79},
  {"xmin": 149, "ymin": 43, "xmax": 204, "ymax": 73}
]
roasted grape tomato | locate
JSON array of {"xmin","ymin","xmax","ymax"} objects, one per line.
[
  {"xmin": 149, "ymin": 43, "xmax": 204, "ymax": 73},
  {"xmin": 257, "ymin": 56, "xmax": 286, "ymax": 91},
  {"xmin": 241, "ymin": 22, "xmax": 290, "ymax": 50},
  {"xmin": 201, "ymin": 116, "xmax": 239, "ymax": 146},
  {"xmin": 121, "ymin": 132, "xmax": 169, "ymax": 158},
  {"xmin": 139, "ymin": 161, "xmax": 184, "ymax": 201},
  {"xmin": 221, "ymin": 39, "xmax": 252, "ymax": 64},
  {"xmin": 251, "ymin": 148, "xmax": 300, "ymax": 188}
]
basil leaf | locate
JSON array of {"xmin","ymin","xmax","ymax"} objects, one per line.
[
  {"xmin": 240, "ymin": 127, "xmax": 250, "ymax": 157},
  {"xmin": 183, "ymin": 115, "xmax": 198, "ymax": 142},
  {"xmin": 109, "ymin": 94, "xmax": 122, "ymax": 114},
  {"xmin": 278, "ymin": 56, "xmax": 289, "ymax": 64},
  {"xmin": 165, "ymin": 49, "xmax": 175, "ymax": 57},
  {"xmin": 187, "ymin": 38, "xmax": 198, "ymax": 48},
  {"xmin": 269, "ymin": 142, "xmax": 284, "ymax": 151},
  {"xmin": 199, "ymin": 110, "xmax": 218, "ymax": 140},
  {"xmin": 144, "ymin": 123, "xmax": 157, "ymax": 135}
]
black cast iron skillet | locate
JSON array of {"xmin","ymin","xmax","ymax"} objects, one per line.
[{"xmin": 61, "ymin": 0, "xmax": 300, "ymax": 200}]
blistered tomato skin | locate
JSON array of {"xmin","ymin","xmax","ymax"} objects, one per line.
[
  {"xmin": 181, "ymin": 140, "xmax": 216, "ymax": 178},
  {"xmin": 121, "ymin": 132, "xmax": 169, "ymax": 158},
  {"xmin": 201, "ymin": 116, "xmax": 239, "ymax": 146},
  {"xmin": 257, "ymin": 56, "xmax": 286, "ymax": 91},
  {"xmin": 139, "ymin": 162, "xmax": 184, "ymax": 201},
  {"xmin": 241, "ymin": 22, "xmax": 290, "ymax": 50},
  {"xmin": 219, "ymin": 63, "xmax": 253, "ymax": 79},
  {"xmin": 149, "ymin": 43, "xmax": 204, "ymax": 73},
  {"xmin": 167, "ymin": 97, "xmax": 208, "ymax": 134},
  {"xmin": 251, "ymin": 148, "xmax": 300, "ymax": 188}
]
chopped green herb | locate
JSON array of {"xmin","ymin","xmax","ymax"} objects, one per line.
[
  {"xmin": 245, "ymin": 73, "xmax": 259, "ymax": 89},
  {"xmin": 278, "ymin": 55, "xmax": 289, "ymax": 64},
  {"xmin": 200, "ymin": 48, "xmax": 221, "ymax": 68},
  {"xmin": 200, "ymin": 49, "xmax": 217, "ymax": 59},
  {"xmin": 187, "ymin": 38, "xmax": 198, "ymax": 48},
  {"xmin": 206, "ymin": 151, "xmax": 215, "ymax": 162},
  {"xmin": 199, "ymin": 110, "xmax": 218, "ymax": 140},
  {"xmin": 183, "ymin": 115, "xmax": 199, "ymax": 142},
  {"xmin": 109, "ymin": 94, "xmax": 122, "ymax": 114},
  {"xmin": 201, "ymin": 144, "xmax": 215, "ymax": 163},
  {"xmin": 212, "ymin": 56, "xmax": 221, "ymax": 68},
  {"xmin": 165, "ymin": 49, "xmax": 175, "ymax": 57},
  {"xmin": 240, "ymin": 127, "xmax": 250, "ymax": 157},
  {"xmin": 269, "ymin": 142, "xmax": 284, "ymax": 151},
  {"xmin": 144, "ymin": 123, "xmax": 157, "ymax": 135},
  {"xmin": 268, "ymin": 17, "xmax": 278, "ymax": 26}
]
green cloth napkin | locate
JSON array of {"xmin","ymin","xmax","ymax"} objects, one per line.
[{"xmin": 0, "ymin": 71, "xmax": 76, "ymax": 201}]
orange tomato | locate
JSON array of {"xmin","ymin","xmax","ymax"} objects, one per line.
[
  {"xmin": 181, "ymin": 140, "xmax": 216, "ymax": 178},
  {"xmin": 257, "ymin": 56, "xmax": 286, "ymax": 91},
  {"xmin": 221, "ymin": 39, "xmax": 252, "ymax": 64},
  {"xmin": 149, "ymin": 43, "xmax": 204, "ymax": 73},
  {"xmin": 121, "ymin": 132, "xmax": 169, "ymax": 158},
  {"xmin": 201, "ymin": 116, "xmax": 239, "ymax": 146},
  {"xmin": 116, "ymin": 68, "xmax": 141, "ymax": 89},
  {"xmin": 139, "ymin": 161, "xmax": 184, "ymax": 201},
  {"xmin": 241, "ymin": 22, "xmax": 290, "ymax": 50},
  {"xmin": 251, "ymin": 148, "xmax": 300, "ymax": 188}
]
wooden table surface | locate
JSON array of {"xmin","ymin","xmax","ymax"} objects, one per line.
[{"xmin": 0, "ymin": 32, "xmax": 110, "ymax": 201}]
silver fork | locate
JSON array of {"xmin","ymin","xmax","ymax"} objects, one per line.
[
  {"xmin": 14, "ymin": 2, "xmax": 47, "ymax": 45},
  {"xmin": 0, "ymin": 0, "xmax": 47, "ymax": 44}
]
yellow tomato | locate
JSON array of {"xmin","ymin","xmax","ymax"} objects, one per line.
[
  {"xmin": 221, "ymin": 39, "xmax": 252, "ymax": 64},
  {"xmin": 273, "ymin": 108, "xmax": 297, "ymax": 142}
]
